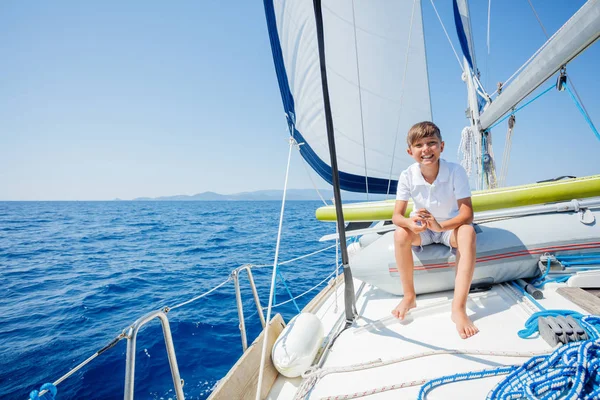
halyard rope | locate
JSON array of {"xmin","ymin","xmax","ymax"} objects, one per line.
[{"xmin": 458, "ymin": 126, "xmax": 475, "ymax": 176}]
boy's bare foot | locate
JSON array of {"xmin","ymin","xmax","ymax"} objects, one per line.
[
  {"xmin": 451, "ymin": 309, "xmax": 479, "ymax": 339},
  {"xmin": 392, "ymin": 295, "xmax": 416, "ymax": 320}
]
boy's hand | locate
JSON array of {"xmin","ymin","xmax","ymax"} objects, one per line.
[
  {"xmin": 417, "ymin": 209, "xmax": 444, "ymax": 232},
  {"xmin": 408, "ymin": 215, "xmax": 427, "ymax": 234}
]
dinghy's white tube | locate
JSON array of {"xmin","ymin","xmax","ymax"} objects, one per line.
[{"xmin": 479, "ymin": 0, "xmax": 600, "ymax": 131}]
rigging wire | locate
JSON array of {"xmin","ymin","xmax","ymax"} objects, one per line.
[
  {"xmin": 350, "ymin": 0, "xmax": 370, "ymax": 200},
  {"xmin": 255, "ymin": 137, "xmax": 294, "ymax": 400},
  {"xmin": 487, "ymin": 0, "xmax": 492, "ymax": 54},
  {"xmin": 386, "ymin": 0, "xmax": 418, "ymax": 199},
  {"xmin": 428, "ymin": 0, "xmax": 465, "ymax": 74}
]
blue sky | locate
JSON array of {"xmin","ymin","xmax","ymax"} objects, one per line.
[{"xmin": 1, "ymin": 0, "xmax": 598, "ymax": 201}]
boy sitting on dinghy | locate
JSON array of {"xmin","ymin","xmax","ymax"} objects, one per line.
[{"xmin": 391, "ymin": 121, "xmax": 478, "ymax": 339}]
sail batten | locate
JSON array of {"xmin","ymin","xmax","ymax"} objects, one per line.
[{"xmin": 265, "ymin": 0, "xmax": 432, "ymax": 194}]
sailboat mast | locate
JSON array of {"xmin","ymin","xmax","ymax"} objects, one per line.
[
  {"xmin": 312, "ymin": 0, "xmax": 357, "ymax": 325},
  {"xmin": 454, "ymin": 0, "xmax": 496, "ymax": 189}
]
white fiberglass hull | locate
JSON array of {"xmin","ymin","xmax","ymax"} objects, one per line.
[{"xmin": 349, "ymin": 209, "xmax": 600, "ymax": 296}]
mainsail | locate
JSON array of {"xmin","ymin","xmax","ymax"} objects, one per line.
[{"xmin": 264, "ymin": 0, "xmax": 432, "ymax": 194}]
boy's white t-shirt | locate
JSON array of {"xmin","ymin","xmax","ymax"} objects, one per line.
[{"xmin": 396, "ymin": 159, "xmax": 471, "ymax": 222}]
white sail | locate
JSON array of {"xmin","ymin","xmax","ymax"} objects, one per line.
[{"xmin": 265, "ymin": 0, "xmax": 432, "ymax": 194}]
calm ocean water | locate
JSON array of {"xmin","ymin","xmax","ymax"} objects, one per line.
[{"xmin": 0, "ymin": 201, "xmax": 337, "ymax": 399}]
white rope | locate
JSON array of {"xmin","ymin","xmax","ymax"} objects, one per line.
[
  {"xmin": 498, "ymin": 115, "xmax": 515, "ymax": 187},
  {"xmin": 295, "ymin": 348, "xmax": 551, "ymax": 400},
  {"xmin": 386, "ymin": 0, "xmax": 418, "ymax": 198},
  {"xmin": 428, "ymin": 0, "xmax": 465, "ymax": 74},
  {"xmin": 278, "ymin": 243, "xmax": 337, "ymax": 266},
  {"xmin": 457, "ymin": 126, "xmax": 475, "ymax": 176},
  {"xmin": 251, "ymin": 244, "xmax": 337, "ymax": 269},
  {"xmin": 484, "ymin": 130, "xmax": 498, "ymax": 189},
  {"xmin": 351, "ymin": 0, "xmax": 370, "ymax": 200},
  {"xmin": 256, "ymin": 137, "xmax": 294, "ymax": 400},
  {"xmin": 169, "ymin": 277, "xmax": 232, "ymax": 311}
]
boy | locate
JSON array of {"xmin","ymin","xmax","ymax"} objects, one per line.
[{"xmin": 391, "ymin": 121, "xmax": 478, "ymax": 339}]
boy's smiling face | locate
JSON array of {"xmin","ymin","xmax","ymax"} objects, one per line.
[{"xmin": 407, "ymin": 136, "xmax": 444, "ymax": 166}]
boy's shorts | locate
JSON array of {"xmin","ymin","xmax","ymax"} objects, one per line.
[{"xmin": 418, "ymin": 229, "xmax": 453, "ymax": 248}]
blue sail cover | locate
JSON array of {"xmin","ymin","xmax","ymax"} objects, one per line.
[
  {"xmin": 264, "ymin": 0, "xmax": 432, "ymax": 194},
  {"xmin": 453, "ymin": 0, "xmax": 486, "ymax": 111}
]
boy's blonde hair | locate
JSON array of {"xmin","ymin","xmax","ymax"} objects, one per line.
[{"xmin": 407, "ymin": 121, "xmax": 442, "ymax": 147}]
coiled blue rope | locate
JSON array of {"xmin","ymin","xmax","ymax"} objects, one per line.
[
  {"xmin": 517, "ymin": 310, "xmax": 583, "ymax": 339},
  {"xmin": 29, "ymin": 383, "xmax": 57, "ymax": 400}
]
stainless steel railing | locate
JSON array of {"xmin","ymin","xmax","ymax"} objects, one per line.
[
  {"xmin": 123, "ymin": 308, "xmax": 184, "ymax": 400},
  {"xmin": 25, "ymin": 243, "xmax": 337, "ymax": 400},
  {"xmin": 232, "ymin": 264, "xmax": 266, "ymax": 351}
]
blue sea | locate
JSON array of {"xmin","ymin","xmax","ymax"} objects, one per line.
[{"xmin": 1, "ymin": 201, "xmax": 336, "ymax": 400}]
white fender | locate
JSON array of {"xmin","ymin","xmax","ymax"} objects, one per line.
[{"xmin": 271, "ymin": 313, "xmax": 324, "ymax": 378}]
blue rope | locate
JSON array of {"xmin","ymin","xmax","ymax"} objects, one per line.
[
  {"xmin": 562, "ymin": 261, "xmax": 600, "ymax": 267},
  {"xmin": 485, "ymin": 83, "xmax": 556, "ymax": 132},
  {"xmin": 417, "ymin": 365, "xmax": 518, "ymax": 400},
  {"xmin": 537, "ymin": 275, "xmax": 571, "ymax": 286},
  {"xmin": 277, "ymin": 270, "xmax": 301, "ymax": 313},
  {"xmin": 418, "ymin": 316, "xmax": 600, "ymax": 399},
  {"xmin": 531, "ymin": 258, "xmax": 553, "ymax": 288},
  {"xmin": 510, "ymin": 281, "xmax": 546, "ymax": 312},
  {"xmin": 565, "ymin": 82, "xmax": 600, "ymax": 142},
  {"xmin": 557, "ymin": 253, "xmax": 600, "ymax": 261},
  {"xmin": 517, "ymin": 310, "xmax": 584, "ymax": 339},
  {"xmin": 29, "ymin": 383, "xmax": 57, "ymax": 400},
  {"xmin": 488, "ymin": 316, "xmax": 600, "ymax": 400},
  {"xmin": 533, "ymin": 253, "xmax": 600, "ymax": 287}
]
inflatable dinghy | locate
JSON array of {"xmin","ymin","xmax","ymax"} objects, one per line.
[{"xmin": 348, "ymin": 207, "xmax": 600, "ymax": 295}]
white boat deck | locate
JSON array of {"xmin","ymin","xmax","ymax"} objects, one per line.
[{"xmin": 267, "ymin": 278, "xmax": 589, "ymax": 400}]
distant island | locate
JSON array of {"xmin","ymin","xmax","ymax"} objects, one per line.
[{"xmin": 133, "ymin": 189, "xmax": 389, "ymax": 202}]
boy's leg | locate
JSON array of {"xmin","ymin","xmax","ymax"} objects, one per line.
[
  {"xmin": 449, "ymin": 224, "xmax": 478, "ymax": 339},
  {"xmin": 392, "ymin": 227, "xmax": 421, "ymax": 320}
]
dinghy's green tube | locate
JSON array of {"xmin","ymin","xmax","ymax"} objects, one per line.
[{"xmin": 315, "ymin": 175, "xmax": 600, "ymax": 222}]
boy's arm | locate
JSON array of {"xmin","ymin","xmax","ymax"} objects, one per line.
[
  {"xmin": 392, "ymin": 200, "xmax": 409, "ymax": 228},
  {"xmin": 438, "ymin": 197, "xmax": 474, "ymax": 231}
]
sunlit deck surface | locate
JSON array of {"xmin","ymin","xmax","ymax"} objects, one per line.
[{"xmin": 267, "ymin": 278, "xmax": 587, "ymax": 399}]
